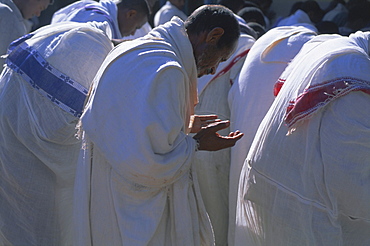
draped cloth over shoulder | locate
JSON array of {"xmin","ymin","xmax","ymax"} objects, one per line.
[
  {"xmin": 228, "ymin": 25, "xmax": 317, "ymax": 245},
  {"xmin": 51, "ymin": 0, "xmax": 119, "ymax": 39},
  {"xmin": 0, "ymin": 21, "xmax": 113, "ymax": 246},
  {"xmin": 193, "ymin": 33, "xmax": 255, "ymax": 246},
  {"xmin": 75, "ymin": 17, "xmax": 214, "ymax": 246},
  {"xmin": 235, "ymin": 31, "xmax": 370, "ymax": 246}
]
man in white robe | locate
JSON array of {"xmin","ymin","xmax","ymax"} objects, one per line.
[
  {"xmin": 0, "ymin": 0, "xmax": 51, "ymax": 67},
  {"xmin": 154, "ymin": 0, "xmax": 187, "ymax": 26},
  {"xmin": 51, "ymin": 0, "xmax": 155, "ymax": 39},
  {"xmin": 193, "ymin": 31, "xmax": 255, "ymax": 246},
  {"xmin": 235, "ymin": 31, "xmax": 370, "ymax": 246},
  {"xmin": 276, "ymin": 1, "xmax": 323, "ymax": 30},
  {"xmin": 0, "ymin": 21, "xmax": 113, "ymax": 246},
  {"xmin": 227, "ymin": 24, "xmax": 318, "ymax": 245},
  {"xmin": 75, "ymin": 5, "xmax": 243, "ymax": 246}
]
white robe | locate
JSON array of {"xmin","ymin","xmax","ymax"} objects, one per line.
[
  {"xmin": 235, "ymin": 31, "xmax": 370, "ymax": 246},
  {"xmin": 51, "ymin": 0, "xmax": 119, "ymax": 39},
  {"xmin": 123, "ymin": 22, "xmax": 153, "ymax": 40},
  {"xmin": 193, "ymin": 34, "xmax": 255, "ymax": 246},
  {"xmin": 75, "ymin": 17, "xmax": 214, "ymax": 246},
  {"xmin": 276, "ymin": 9, "xmax": 317, "ymax": 32},
  {"xmin": 0, "ymin": 0, "xmax": 28, "ymax": 67},
  {"xmin": 0, "ymin": 22, "xmax": 113, "ymax": 246},
  {"xmin": 154, "ymin": 1, "xmax": 187, "ymax": 27},
  {"xmin": 227, "ymin": 25, "xmax": 317, "ymax": 245}
]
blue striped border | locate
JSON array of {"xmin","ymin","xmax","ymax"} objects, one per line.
[{"xmin": 6, "ymin": 42, "xmax": 88, "ymax": 117}]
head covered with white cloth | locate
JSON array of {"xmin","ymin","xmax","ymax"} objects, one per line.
[
  {"xmin": 0, "ymin": 21, "xmax": 113, "ymax": 246},
  {"xmin": 51, "ymin": 0, "xmax": 154, "ymax": 39},
  {"xmin": 75, "ymin": 5, "xmax": 244, "ymax": 246},
  {"xmin": 235, "ymin": 31, "xmax": 370, "ymax": 246}
]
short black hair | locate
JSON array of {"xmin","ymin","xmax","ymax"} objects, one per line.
[
  {"xmin": 185, "ymin": 5, "xmax": 240, "ymax": 49},
  {"xmin": 218, "ymin": 0, "xmax": 246, "ymax": 13},
  {"xmin": 237, "ymin": 6, "xmax": 266, "ymax": 27},
  {"xmin": 118, "ymin": 0, "xmax": 150, "ymax": 17}
]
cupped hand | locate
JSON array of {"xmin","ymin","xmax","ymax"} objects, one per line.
[{"xmin": 193, "ymin": 120, "xmax": 243, "ymax": 151}]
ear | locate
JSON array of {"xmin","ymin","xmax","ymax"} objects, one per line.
[
  {"xmin": 205, "ymin": 27, "xmax": 224, "ymax": 45},
  {"xmin": 126, "ymin": 9, "xmax": 137, "ymax": 19}
]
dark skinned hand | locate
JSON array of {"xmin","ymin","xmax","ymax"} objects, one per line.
[
  {"xmin": 193, "ymin": 120, "xmax": 243, "ymax": 151},
  {"xmin": 190, "ymin": 114, "xmax": 221, "ymax": 133}
]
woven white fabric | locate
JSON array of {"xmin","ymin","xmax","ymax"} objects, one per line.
[
  {"xmin": 74, "ymin": 17, "xmax": 214, "ymax": 246},
  {"xmin": 192, "ymin": 33, "xmax": 255, "ymax": 246},
  {"xmin": 235, "ymin": 31, "xmax": 370, "ymax": 246},
  {"xmin": 51, "ymin": 0, "xmax": 119, "ymax": 39},
  {"xmin": 276, "ymin": 9, "xmax": 317, "ymax": 31},
  {"xmin": 154, "ymin": 1, "xmax": 187, "ymax": 27},
  {"xmin": 227, "ymin": 25, "xmax": 317, "ymax": 245},
  {"xmin": 0, "ymin": 0, "xmax": 28, "ymax": 67},
  {"xmin": 0, "ymin": 21, "xmax": 113, "ymax": 246}
]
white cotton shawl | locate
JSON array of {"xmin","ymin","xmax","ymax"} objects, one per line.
[
  {"xmin": 0, "ymin": 22, "xmax": 113, "ymax": 246},
  {"xmin": 235, "ymin": 32, "xmax": 370, "ymax": 246},
  {"xmin": 228, "ymin": 25, "xmax": 317, "ymax": 245},
  {"xmin": 75, "ymin": 17, "xmax": 213, "ymax": 246},
  {"xmin": 276, "ymin": 9, "xmax": 316, "ymax": 31},
  {"xmin": 192, "ymin": 33, "xmax": 255, "ymax": 246},
  {"xmin": 279, "ymin": 31, "xmax": 370, "ymax": 130},
  {"xmin": 0, "ymin": 0, "xmax": 28, "ymax": 67},
  {"xmin": 154, "ymin": 1, "xmax": 188, "ymax": 27},
  {"xmin": 51, "ymin": 0, "xmax": 119, "ymax": 39}
]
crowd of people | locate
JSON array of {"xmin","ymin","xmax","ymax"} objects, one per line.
[{"xmin": 0, "ymin": 0, "xmax": 369, "ymax": 245}]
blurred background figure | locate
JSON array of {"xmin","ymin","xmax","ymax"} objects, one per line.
[
  {"xmin": 237, "ymin": 6, "xmax": 267, "ymax": 38},
  {"xmin": 338, "ymin": 0, "xmax": 370, "ymax": 35},
  {"xmin": 322, "ymin": 0, "xmax": 347, "ymax": 27},
  {"xmin": 276, "ymin": 0, "xmax": 323, "ymax": 29},
  {"xmin": 51, "ymin": 0, "xmax": 153, "ymax": 39},
  {"xmin": 154, "ymin": 0, "xmax": 187, "ymax": 26},
  {"xmin": 0, "ymin": 0, "xmax": 51, "ymax": 67}
]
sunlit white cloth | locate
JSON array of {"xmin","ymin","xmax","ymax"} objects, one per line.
[
  {"xmin": 0, "ymin": 21, "xmax": 113, "ymax": 246},
  {"xmin": 75, "ymin": 17, "xmax": 214, "ymax": 246},
  {"xmin": 276, "ymin": 9, "xmax": 317, "ymax": 31},
  {"xmin": 235, "ymin": 31, "xmax": 370, "ymax": 246},
  {"xmin": 51, "ymin": 0, "xmax": 119, "ymax": 39},
  {"xmin": 0, "ymin": 0, "xmax": 28, "ymax": 67},
  {"xmin": 227, "ymin": 25, "xmax": 317, "ymax": 245},
  {"xmin": 154, "ymin": 1, "xmax": 187, "ymax": 26},
  {"xmin": 193, "ymin": 33, "xmax": 255, "ymax": 246},
  {"xmin": 123, "ymin": 22, "xmax": 152, "ymax": 40}
]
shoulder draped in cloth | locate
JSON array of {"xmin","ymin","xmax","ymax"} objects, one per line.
[
  {"xmin": 228, "ymin": 25, "xmax": 317, "ymax": 245},
  {"xmin": 75, "ymin": 17, "xmax": 215, "ymax": 246},
  {"xmin": 0, "ymin": 21, "xmax": 113, "ymax": 246},
  {"xmin": 51, "ymin": 0, "xmax": 119, "ymax": 39},
  {"xmin": 235, "ymin": 31, "xmax": 370, "ymax": 246}
]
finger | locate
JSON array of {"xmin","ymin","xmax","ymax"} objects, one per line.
[
  {"xmin": 220, "ymin": 134, "xmax": 244, "ymax": 148},
  {"xmin": 204, "ymin": 118, "xmax": 222, "ymax": 124},
  {"xmin": 196, "ymin": 114, "xmax": 218, "ymax": 120},
  {"xmin": 228, "ymin": 130, "xmax": 241, "ymax": 137},
  {"xmin": 206, "ymin": 120, "xmax": 230, "ymax": 132},
  {"xmin": 225, "ymin": 132, "xmax": 244, "ymax": 140}
]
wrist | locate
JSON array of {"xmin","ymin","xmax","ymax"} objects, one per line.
[{"xmin": 193, "ymin": 137, "xmax": 201, "ymax": 151}]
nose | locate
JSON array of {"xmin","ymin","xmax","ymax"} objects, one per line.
[{"xmin": 207, "ymin": 67, "xmax": 216, "ymax": 75}]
